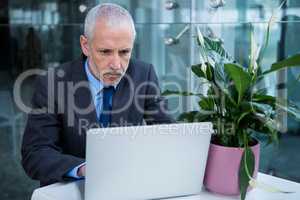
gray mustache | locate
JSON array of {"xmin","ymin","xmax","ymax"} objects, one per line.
[{"xmin": 104, "ymin": 72, "xmax": 123, "ymax": 76}]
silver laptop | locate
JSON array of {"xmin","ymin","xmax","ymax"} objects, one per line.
[{"xmin": 85, "ymin": 122, "xmax": 213, "ymax": 200}]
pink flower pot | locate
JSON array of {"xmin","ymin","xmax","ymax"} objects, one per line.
[{"xmin": 203, "ymin": 142, "xmax": 260, "ymax": 195}]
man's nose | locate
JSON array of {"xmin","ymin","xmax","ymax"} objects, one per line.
[{"xmin": 110, "ymin": 53, "xmax": 122, "ymax": 70}]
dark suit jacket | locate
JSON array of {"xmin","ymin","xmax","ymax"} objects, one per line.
[{"xmin": 21, "ymin": 56, "xmax": 175, "ymax": 186}]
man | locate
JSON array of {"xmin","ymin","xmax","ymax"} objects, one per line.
[{"xmin": 21, "ymin": 3, "xmax": 174, "ymax": 186}]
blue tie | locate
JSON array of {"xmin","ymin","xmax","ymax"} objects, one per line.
[{"xmin": 99, "ymin": 86, "xmax": 115, "ymax": 128}]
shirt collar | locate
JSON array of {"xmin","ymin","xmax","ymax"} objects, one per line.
[{"xmin": 84, "ymin": 59, "xmax": 117, "ymax": 95}]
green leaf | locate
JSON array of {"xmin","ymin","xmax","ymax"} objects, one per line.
[
  {"xmin": 177, "ymin": 111, "xmax": 199, "ymax": 122},
  {"xmin": 252, "ymin": 114, "xmax": 279, "ymax": 144},
  {"xmin": 237, "ymin": 111, "xmax": 251, "ymax": 126},
  {"xmin": 191, "ymin": 63, "xmax": 214, "ymax": 81},
  {"xmin": 255, "ymin": 88, "xmax": 268, "ymax": 95},
  {"xmin": 224, "ymin": 63, "xmax": 252, "ymax": 104},
  {"xmin": 199, "ymin": 97, "xmax": 215, "ymax": 111},
  {"xmin": 264, "ymin": 117, "xmax": 279, "ymax": 144},
  {"xmin": 239, "ymin": 147, "xmax": 255, "ymax": 200},
  {"xmin": 250, "ymin": 102, "xmax": 274, "ymax": 117},
  {"xmin": 262, "ymin": 54, "xmax": 300, "ymax": 75},
  {"xmin": 276, "ymin": 100, "xmax": 300, "ymax": 121},
  {"xmin": 266, "ymin": 123, "xmax": 279, "ymax": 144},
  {"xmin": 177, "ymin": 111, "xmax": 214, "ymax": 122},
  {"xmin": 213, "ymin": 63, "xmax": 237, "ymax": 107},
  {"xmin": 195, "ymin": 112, "xmax": 216, "ymax": 122},
  {"xmin": 203, "ymin": 36, "xmax": 232, "ymax": 61},
  {"xmin": 191, "ymin": 64, "xmax": 206, "ymax": 79},
  {"xmin": 206, "ymin": 63, "xmax": 214, "ymax": 81},
  {"xmin": 162, "ymin": 89, "xmax": 203, "ymax": 97},
  {"xmin": 248, "ymin": 120, "xmax": 278, "ymax": 145},
  {"xmin": 251, "ymin": 94, "xmax": 276, "ymax": 106}
]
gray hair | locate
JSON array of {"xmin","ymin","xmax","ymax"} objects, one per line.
[{"xmin": 84, "ymin": 3, "xmax": 136, "ymax": 40}]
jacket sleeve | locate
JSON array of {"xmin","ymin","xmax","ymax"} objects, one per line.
[
  {"xmin": 21, "ymin": 75, "xmax": 85, "ymax": 186},
  {"xmin": 143, "ymin": 64, "xmax": 176, "ymax": 125}
]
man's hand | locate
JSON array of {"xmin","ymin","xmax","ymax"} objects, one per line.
[{"xmin": 77, "ymin": 164, "xmax": 86, "ymax": 177}]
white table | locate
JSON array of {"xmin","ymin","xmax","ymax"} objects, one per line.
[{"xmin": 31, "ymin": 173, "xmax": 300, "ymax": 200}]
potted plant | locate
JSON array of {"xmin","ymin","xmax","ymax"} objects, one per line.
[{"xmin": 163, "ymin": 4, "xmax": 300, "ymax": 200}]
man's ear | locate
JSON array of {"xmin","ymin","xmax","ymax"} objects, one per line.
[{"xmin": 80, "ymin": 35, "xmax": 90, "ymax": 57}]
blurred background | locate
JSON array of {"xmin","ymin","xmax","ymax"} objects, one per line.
[{"xmin": 0, "ymin": 0, "xmax": 299, "ymax": 199}]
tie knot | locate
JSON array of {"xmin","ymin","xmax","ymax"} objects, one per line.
[
  {"xmin": 102, "ymin": 86, "xmax": 115, "ymax": 101},
  {"xmin": 102, "ymin": 86, "xmax": 115, "ymax": 97},
  {"xmin": 103, "ymin": 86, "xmax": 115, "ymax": 92}
]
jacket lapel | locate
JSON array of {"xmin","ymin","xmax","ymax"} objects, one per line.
[
  {"xmin": 111, "ymin": 61, "xmax": 134, "ymax": 127},
  {"xmin": 71, "ymin": 57, "xmax": 98, "ymax": 128},
  {"xmin": 71, "ymin": 56, "xmax": 133, "ymax": 128}
]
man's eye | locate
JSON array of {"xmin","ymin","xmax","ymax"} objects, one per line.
[
  {"xmin": 119, "ymin": 50, "xmax": 131, "ymax": 56},
  {"xmin": 99, "ymin": 50, "xmax": 111, "ymax": 55}
]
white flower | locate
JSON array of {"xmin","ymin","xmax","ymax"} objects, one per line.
[
  {"xmin": 249, "ymin": 178, "xmax": 258, "ymax": 188},
  {"xmin": 249, "ymin": 178, "xmax": 294, "ymax": 193},
  {"xmin": 269, "ymin": 1, "xmax": 285, "ymax": 29},
  {"xmin": 196, "ymin": 26, "xmax": 205, "ymax": 47},
  {"xmin": 250, "ymin": 30, "xmax": 261, "ymax": 73},
  {"xmin": 201, "ymin": 63, "xmax": 207, "ymax": 72}
]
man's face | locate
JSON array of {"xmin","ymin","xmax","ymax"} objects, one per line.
[{"xmin": 80, "ymin": 20, "xmax": 135, "ymax": 86}]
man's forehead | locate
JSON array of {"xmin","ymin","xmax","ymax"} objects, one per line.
[
  {"xmin": 93, "ymin": 41, "xmax": 133, "ymax": 50},
  {"xmin": 95, "ymin": 19, "xmax": 134, "ymax": 33},
  {"xmin": 97, "ymin": 47, "xmax": 132, "ymax": 50}
]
